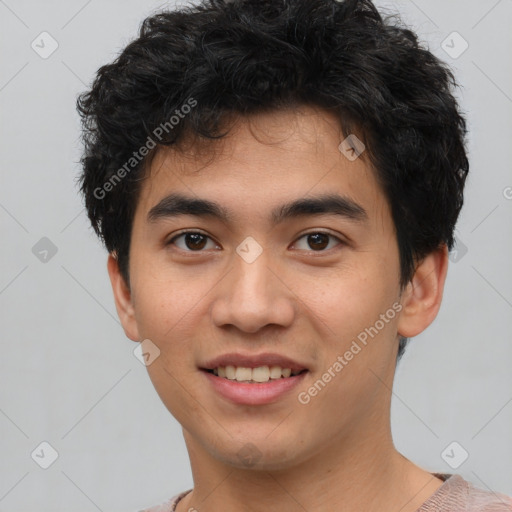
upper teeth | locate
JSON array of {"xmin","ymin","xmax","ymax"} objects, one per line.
[{"xmin": 213, "ymin": 366, "xmax": 301, "ymax": 382}]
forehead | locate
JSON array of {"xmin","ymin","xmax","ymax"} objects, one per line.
[{"xmin": 135, "ymin": 106, "xmax": 389, "ymax": 226}]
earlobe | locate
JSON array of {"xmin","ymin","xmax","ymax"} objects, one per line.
[
  {"xmin": 107, "ymin": 254, "xmax": 140, "ymax": 342},
  {"xmin": 397, "ymin": 244, "xmax": 449, "ymax": 338}
]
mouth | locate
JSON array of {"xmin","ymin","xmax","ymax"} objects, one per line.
[
  {"xmin": 202, "ymin": 366, "xmax": 308, "ymax": 384},
  {"xmin": 201, "ymin": 367, "xmax": 309, "ymax": 406},
  {"xmin": 199, "ymin": 353, "xmax": 310, "ymax": 405}
]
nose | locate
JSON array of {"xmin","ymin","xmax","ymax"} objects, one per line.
[{"xmin": 210, "ymin": 248, "xmax": 295, "ymax": 334}]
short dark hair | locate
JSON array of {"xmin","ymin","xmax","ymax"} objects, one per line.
[{"xmin": 77, "ymin": 0, "xmax": 469, "ymax": 361}]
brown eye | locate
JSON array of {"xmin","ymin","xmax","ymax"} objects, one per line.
[
  {"xmin": 307, "ymin": 233, "xmax": 329, "ymax": 250},
  {"xmin": 293, "ymin": 232, "xmax": 342, "ymax": 252},
  {"xmin": 169, "ymin": 232, "xmax": 218, "ymax": 251},
  {"xmin": 184, "ymin": 233, "xmax": 207, "ymax": 250}
]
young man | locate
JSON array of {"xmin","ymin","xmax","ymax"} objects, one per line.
[{"xmin": 77, "ymin": 0, "xmax": 512, "ymax": 510}]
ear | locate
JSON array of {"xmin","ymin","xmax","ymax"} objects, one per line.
[
  {"xmin": 107, "ymin": 254, "xmax": 140, "ymax": 342},
  {"xmin": 397, "ymin": 244, "xmax": 449, "ymax": 338}
]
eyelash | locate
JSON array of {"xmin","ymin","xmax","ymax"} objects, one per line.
[{"xmin": 166, "ymin": 229, "xmax": 345, "ymax": 253}]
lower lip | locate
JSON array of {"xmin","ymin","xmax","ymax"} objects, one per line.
[{"xmin": 201, "ymin": 370, "xmax": 308, "ymax": 405}]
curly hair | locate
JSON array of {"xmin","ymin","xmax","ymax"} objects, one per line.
[{"xmin": 77, "ymin": 0, "xmax": 469, "ymax": 361}]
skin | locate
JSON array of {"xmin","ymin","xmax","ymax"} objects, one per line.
[{"xmin": 109, "ymin": 106, "xmax": 449, "ymax": 512}]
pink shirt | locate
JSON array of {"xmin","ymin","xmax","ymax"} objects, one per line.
[{"xmin": 141, "ymin": 473, "xmax": 512, "ymax": 511}]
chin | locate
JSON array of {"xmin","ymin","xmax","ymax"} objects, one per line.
[{"xmin": 210, "ymin": 435, "xmax": 311, "ymax": 471}]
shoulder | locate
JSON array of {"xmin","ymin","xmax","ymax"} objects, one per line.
[
  {"xmin": 138, "ymin": 489, "xmax": 192, "ymax": 512},
  {"xmin": 419, "ymin": 474, "xmax": 512, "ymax": 511},
  {"xmin": 465, "ymin": 479, "xmax": 512, "ymax": 511}
]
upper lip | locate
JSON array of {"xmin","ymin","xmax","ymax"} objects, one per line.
[{"xmin": 200, "ymin": 353, "xmax": 309, "ymax": 373}]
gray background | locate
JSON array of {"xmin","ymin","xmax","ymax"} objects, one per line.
[{"xmin": 1, "ymin": 0, "xmax": 511, "ymax": 510}]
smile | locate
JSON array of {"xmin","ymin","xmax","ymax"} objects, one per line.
[
  {"xmin": 206, "ymin": 365, "xmax": 306, "ymax": 383},
  {"xmin": 201, "ymin": 368, "xmax": 309, "ymax": 405}
]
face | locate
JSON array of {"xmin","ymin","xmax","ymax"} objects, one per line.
[{"xmin": 116, "ymin": 106, "xmax": 409, "ymax": 470}]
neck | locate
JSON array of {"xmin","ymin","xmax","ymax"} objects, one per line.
[{"xmin": 177, "ymin": 422, "xmax": 443, "ymax": 512}]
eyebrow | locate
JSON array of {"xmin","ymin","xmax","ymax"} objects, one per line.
[{"xmin": 147, "ymin": 192, "xmax": 368, "ymax": 225}]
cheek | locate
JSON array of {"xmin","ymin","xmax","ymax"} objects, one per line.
[
  {"xmin": 293, "ymin": 274, "xmax": 400, "ymax": 434},
  {"xmin": 131, "ymin": 269, "xmax": 208, "ymax": 421},
  {"xmin": 292, "ymin": 258, "xmax": 397, "ymax": 342},
  {"xmin": 129, "ymin": 246, "xmax": 213, "ymax": 337}
]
